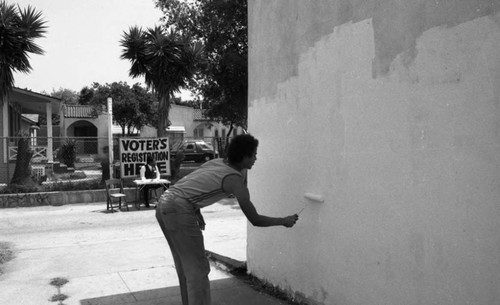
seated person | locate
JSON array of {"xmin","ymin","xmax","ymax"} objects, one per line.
[{"xmin": 140, "ymin": 156, "xmax": 162, "ymax": 207}]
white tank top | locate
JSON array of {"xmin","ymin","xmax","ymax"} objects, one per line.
[{"xmin": 168, "ymin": 158, "xmax": 244, "ymax": 208}]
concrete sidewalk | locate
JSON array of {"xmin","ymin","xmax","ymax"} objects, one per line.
[{"xmin": 0, "ymin": 201, "xmax": 293, "ymax": 305}]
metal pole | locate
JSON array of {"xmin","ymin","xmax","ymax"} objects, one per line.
[
  {"xmin": 107, "ymin": 97, "xmax": 114, "ymax": 178},
  {"xmin": 2, "ymin": 101, "xmax": 8, "ymax": 164},
  {"xmin": 46, "ymin": 103, "xmax": 53, "ymax": 162}
]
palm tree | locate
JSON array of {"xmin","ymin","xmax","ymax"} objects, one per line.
[
  {"xmin": 1, "ymin": 2, "xmax": 46, "ymax": 187},
  {"xmin": 0, "ymin": 1, "xmax": 47, "ymax": 105},
  {"xmin": 120, "ymin": 26, "xmax": 204, "ymax": 137}
]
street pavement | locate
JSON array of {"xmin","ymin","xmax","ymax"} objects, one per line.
[{"xmin": 0, "ymin": 199, "xmax": 294, "ymax": 305}]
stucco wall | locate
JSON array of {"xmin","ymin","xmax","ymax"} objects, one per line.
[
  {"xmin": 59, "ymin": 113, "xmax": 109, "ymax": 156},
  {"xmin": 247, "ymin": 1, "xmax": 500, "ymax": 305},
  {"xmin": 170, "ymin": 104, "xmax": 195, "ymax": 135},
  {"xmin": 146, "ymin": 104, "xmax": 242, "ymax": 139}
]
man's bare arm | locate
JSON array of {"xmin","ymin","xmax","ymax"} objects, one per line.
[{"xmin": 222, "ymin": 175, "xmax": 298, "ymax": 228}]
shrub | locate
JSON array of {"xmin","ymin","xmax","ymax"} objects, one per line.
[
  {"xmin": 0, "ymin": 183, "xmax": 42, "ymax": 194},
  {"xmin": 69, "ymin": 172, "xmax": 86, "ymax": 180},
  {"xmin": 58, "ymin": 139, "xmax": 77, "ymax": 168},
  {"xmin": 43, "ymin": 180, "xmax": 103, "ymax": 192},
  {"xmin": 0, "ymin": 178, "xmax": 104, "ymax": 194}
]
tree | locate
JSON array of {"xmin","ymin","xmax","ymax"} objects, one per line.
[
  {"xmin": 0, "ymin": 1, "xmax": 47, "ymax": 106},
  {"xmin": 78, "ymin": 84, "xmax": 97, "ymax": 106},
  {"xmin": 173, "ymin": 97, "xmax": 201, "ymax": 108},
  {"xmin": 110, "ymin": 82, "xmax": 156, "ymax": 136},
  {"xmin": 38, "ymin": 88, "xmax": 78, "ymax": 125},
  {"xmin": 78, "ymin": 82, "xmax": 158, "ymax": 136},
  {"xmin": 120, "ymin": 25, "xmax": 204, "ymax": 137},
  {"xmin": 1, "ymin": 1, "xmax": 47, "ymax": 187},
  {"xmin": 9, "ymin": 132, "xmax": 34, "ymax": 186},
  {"xmin": 131, "ymin": 83, "xmax": 158, "ymax": 132},
  {"xmin": 57, "ymin": 138, "xmax": 76, "ymax": 168},
  {"xmin": 156, "ymin": 0, "xmax": 248, "ymax": 135},
  {"xmin": 48, "ymin": 87, "xmax": 79, "ymax": 104}
]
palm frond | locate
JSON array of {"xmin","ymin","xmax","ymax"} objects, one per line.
[
  {"xmin": 120, "ymin": 26, "xmax": 145, "ymax": 60},
  {"xmin": 120, "ymin": 26, "xmax": 149, "ymax": 78},
  {"xmin": 0, "ymin": 1, "xmax": 46, "ymax": 100},
  {"xmin": 17, "ymin": 4, "xmax": 47, "ymax": 40}
]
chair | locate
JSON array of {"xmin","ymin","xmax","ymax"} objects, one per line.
[{"xmin": 105, "ymin": 179, "xmax": 128, "ymax": 212}]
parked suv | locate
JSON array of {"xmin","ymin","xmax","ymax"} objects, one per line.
[{"xmin": 171, "ymin": 140, "xmax": 218, "ymax": 163}]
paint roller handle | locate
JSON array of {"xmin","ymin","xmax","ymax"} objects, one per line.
[{"xmin": 282, "ymin": 214, "xmax": 299, "ymax": 228}]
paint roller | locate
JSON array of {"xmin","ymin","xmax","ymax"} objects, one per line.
[{"xmin": 297, "ymin": 192, "xmax": 324, "ymax": 215}]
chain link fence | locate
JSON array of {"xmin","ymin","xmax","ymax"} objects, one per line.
[
  {"xmin": 1, "ymin": 135, "xmax": 234, "ymax": 192},
  {"xmin": 1, "ymin": 136, "xmax": 115, "ymax": 190}
]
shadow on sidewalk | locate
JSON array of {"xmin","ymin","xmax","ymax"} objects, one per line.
[{"xmin": 80, "ymin": 277, "xmax": 289, "ymax": 305}]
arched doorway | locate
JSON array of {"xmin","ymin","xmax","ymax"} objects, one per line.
[{"xmin": 67, "ymin": 121, "xmax": 98, "ymax": 155}]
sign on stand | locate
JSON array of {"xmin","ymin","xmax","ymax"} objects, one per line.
[{"xmin": 119, "ymin": 137, "xmax": 170, "ymax": 178}]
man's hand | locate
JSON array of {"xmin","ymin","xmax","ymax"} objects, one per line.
[
  {"xmin": 282, "ymin": 214, "xmax": 299, "ymax": 228},
  {"xmin": 195, "ymin": 209, "xmax": 206, "ymax": 230}
]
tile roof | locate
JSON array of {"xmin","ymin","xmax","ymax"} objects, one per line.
[
  {"xmin": 64, "ymin": 105, "xmax": 95, "ymax": 118},
  {"xmin": 193, "ymin": 109, "xmax": 209, "ymax": 121}
]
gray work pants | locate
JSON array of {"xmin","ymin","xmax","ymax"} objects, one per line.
[{"xmin": 155, "ymin": 193, "xmax": 211, "ymax": 305}]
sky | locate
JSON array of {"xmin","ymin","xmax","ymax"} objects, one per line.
[{"xmin": 11, "ymin": 0, "xmax": 193, "ymax": 97}]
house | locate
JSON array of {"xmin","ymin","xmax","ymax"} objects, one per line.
[
  {"xmin": 141, "ymin": 103, "xmax": 244, "ymax": 148},
  {"xmin": 59, "ymin": 104, "xmax": 110, "ymax": 156},
  {"xmin": 50, "ymin": 103, "xmax": 240, "ymax": 159},
  {"xmin": 21, "ymin": 114, "xmax": 40, "ymax": 146},
  {"xmin": 0, "ymin": 87, "xmax": 61, "ymax": 184}
]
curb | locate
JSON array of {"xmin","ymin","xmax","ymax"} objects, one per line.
[
  {"xmin": 206, "ymin": 251, "xmax": 307, "ymax": 305},
  {"xmin": 205, "ymin": 250, "xmax": 247, "ymax": 274}
]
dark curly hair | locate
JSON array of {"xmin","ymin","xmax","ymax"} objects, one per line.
[{"xmin": 227, "ymin": 134, "xmax": 259, "ymax": 164}]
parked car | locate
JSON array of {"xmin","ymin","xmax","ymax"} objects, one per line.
[{"xmin": 170, "ymin": 140, "xmax": 218, "ymax": 163}]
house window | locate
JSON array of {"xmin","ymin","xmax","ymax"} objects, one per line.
[
  {"xmin": 194, "ymin": 128, "xmax": 204, "ymax": 139},
  {"xmin": 214, "ymin": 129, "xmax": 219, "ymax": 138},
  {"xmin": 30, "ymin": 128, "xmax": 37, "ymax": 146},
  {"xmin": 222, "ymin": 129, "xmax": 226, "ymax": 139}
]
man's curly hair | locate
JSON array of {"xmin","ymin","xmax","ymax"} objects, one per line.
[{"xmin": 227, "ymin": 134, "xmax": 259, "ymax": 164}]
